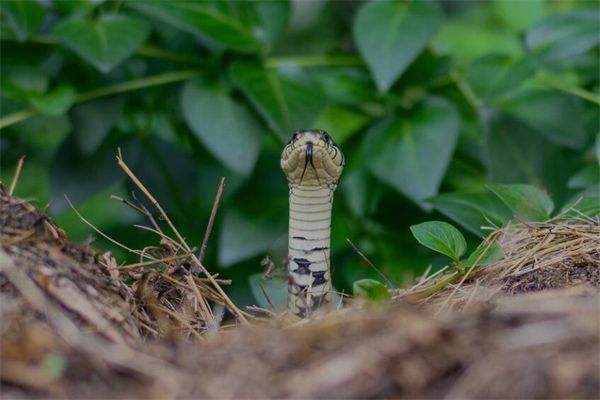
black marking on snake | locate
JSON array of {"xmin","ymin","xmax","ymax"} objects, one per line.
[
  {"xmin": 311, "ymin": 270, "xmax": 327, "ymax": 286},
  {"xmin": 311, "ymin": 246, "xmax": 328, "ymax": 252},
  {"xmin": 289, "ymin": 245, "xmax": 330, "ymax": 254},
  {"xmin": 291, "ymin": 258, "xmax": 312, "ymax": 275},
  {"xmin": 296, "ymin": 293, "xmax": 329, "ymax": 317},
  {"xmin": 292, "ymin": 235, "xmax": 307, "ymax": 240},
  {"xmin": 311, "ymin": 292, "xmax": 329, "ymax": 308}
]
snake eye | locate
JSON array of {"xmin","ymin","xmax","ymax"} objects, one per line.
[
  {"xmin": 288, "ymin": 132, "xmax": 299, "ymax": 145},
  {"xmin": 322, "ymin": 133, "xmax": 331, "ymax": 143}
]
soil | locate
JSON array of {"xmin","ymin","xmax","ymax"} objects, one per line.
[{"xmin": 1, "ymin": 187, "xmax": 598, "ymax": 399}]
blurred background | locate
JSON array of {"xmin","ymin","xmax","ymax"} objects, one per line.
[{"xmin": 1, "ymin": 0, "xmax": 598, "ymax": 308}]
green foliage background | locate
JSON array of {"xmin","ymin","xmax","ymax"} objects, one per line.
[{"xmin": 1, "ymin": 0, "xmax": 598, "ymax": 307}]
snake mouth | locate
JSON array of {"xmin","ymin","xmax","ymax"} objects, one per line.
[{"xmin": 300, "ymin": 142, "xmax": 318, "ymax": 184}]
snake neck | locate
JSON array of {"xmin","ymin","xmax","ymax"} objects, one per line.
[{"xmin": 287, "ymin": 185, "xmax": 334, "ymax": 317}]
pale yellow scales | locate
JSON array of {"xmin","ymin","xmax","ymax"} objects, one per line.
[{"xmin": 281, "ymin": 130, "xmax": 344, "ymax": 317}]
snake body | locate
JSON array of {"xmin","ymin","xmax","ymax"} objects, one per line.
[{"xmin": 281, "ymin": 130, "xmax": 344, "ymax": 317}]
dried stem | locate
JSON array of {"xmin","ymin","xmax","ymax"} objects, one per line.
[
  {"xmin": 116, "ymin": 150, "xmax": 248, "ymax": 324},
  {"xmin": 8, "ymin": 156, "xmax": 25, "ymax": 195},
  {"xmin": 198, "ymin": 177, "xmax": 225, "ymax": 267}
]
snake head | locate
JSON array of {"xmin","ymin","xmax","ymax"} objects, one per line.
[{"xmin": 281, "ymin": 129, "xmax": 344, "ymax": 188}]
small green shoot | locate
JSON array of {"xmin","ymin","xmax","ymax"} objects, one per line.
[
  {"xmin": 353, "ymin": 279, "xmax": 391, "ymax": 303},
  {"xmin": 458, "ymin": 242, "xmax": 504, "ymax": 271}
]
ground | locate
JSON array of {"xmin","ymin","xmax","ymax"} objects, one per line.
[{"xmin": 1, "ymin": 186, "xmax": 598, "ymax": 399}]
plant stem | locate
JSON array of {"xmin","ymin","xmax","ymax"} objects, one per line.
[
  {"xmin": 266, "ymin": 55, "xmax": 362, "ymax": 68},
  {"xmin": 537, "ymin": 73, "xmax": 600, "ymax": 106},
  {"xmin": 76, "ymin": 69, "xmax": 202, "ymax": 102},
  {"xmin": 0, "ymin": 110, "xmax": 37, "ymax": 130},
  {"xmin": 0, "ymin": 69, "xmax": 202, "ymax": 130},
  {"xmin": 450, "ymin": 70, "xmax": 481, "ymax": 112}
]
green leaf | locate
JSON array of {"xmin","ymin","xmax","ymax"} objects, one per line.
[
  {"xmin": 71, "ymin": 96, "xmax": 125, "ymax": 155},
  {"xmin": 313, "ymin": 105, "xmax": 370, "ymax": 145},
  {"xmin": 431, "ymin": 8, "xmax": 521, "ymax": 65},
  {"xmin": 218, "ymin": 208, "xmax": 286, "ymax": 267},
  {"xmin": 50, "ymin": 133, "xmax": 139, "ymax": 215},
  {"xmin": 314, "ymin": 69, "xmax": 377, "ymax": 107},
  {"xmin": 595, "ymin": 132, "xmax": 600, "ymax": 165},
  {"xmin": 248, "ymin": 273, "xmax": 288, "ymax": 311},
  {"xmin": 410, "ymin": 221, "xmax": 467, "ymax": 261},
  {"xmin": 526, "ymin": 9, "xmax": 600, "ymax": 65},
  {"xmin": 242, "ymin": 0, "xmax": 290, "ymax": 45},
  {"xmin": 353, "ymin": 0, "xmax": 442, "ymax": 92},
  {"xmin": 487, "ymin": 184, "xmax": 554, "ymax": 222},
  {"xmin": 499, "ymin": 90, "xmax": 586, "ymax": 149},
  {"xmin": 230, "ymin": 61, "xmax": 326, "ymax": 139},
  {"xmin": 567, "ymin": 165, "xmax": 600, "ymax": 189},
  {"xmin": 493, "ymin": 0, "xmax": 548, "ymax": 33},
  {"xmin": 42, "ymin": 353, "xmax": 66, "ymax": 380},
  {"xmin": 129, "ymin": 1, "xmax": 261, "ymax": 53},
  {"xmin": 0, "ymin": 1, "xmax": 45, "ymax": 42},
  {"xmin": 483, "ymin": 111, "xmax": 573, "ymax": 197},
  {"xmin": 53, "ymin": 14, "xmax": 150, "ymax": 73},
  {"xmin": 460, "ymin": 241, "xmax": 504, "ymax": 270},
  {"xmin": 364, "ymin": 97, "xmax": 460, "ymax": 207},
  {"xmin": 181, "ymin": 78, "xmax": 263, "ymax": 175},
  {"xmin": 467, "ymin": 54, "xmax": 531, "ymax": 100},
  {"xmin": 352, "ymin": 279, "xmax": 390, "ymax": 303},
  {"xmin": 27, "ymin": 85, "xmax": 76, "ymax": 116},
  {"xmin": 561, "ymin": 195, "xmax": 600, "ymax": 218},
  {"xmin": 428, "ymin": 189, "xmax": 513, "ymax": 237}
]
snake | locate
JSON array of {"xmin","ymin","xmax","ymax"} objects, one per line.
[{"xmin": 281, "ymin": 129, "xmax": 344, "ymax": 317}]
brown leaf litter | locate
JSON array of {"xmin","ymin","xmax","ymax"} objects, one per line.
[{"xmin": 1, "ymin": 187, "xmax": 598, "ymax": 399}]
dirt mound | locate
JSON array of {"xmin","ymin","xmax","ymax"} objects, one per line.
[{"xmin": 1, "ymin": 188, "xmax": 598, "ymax": 398}]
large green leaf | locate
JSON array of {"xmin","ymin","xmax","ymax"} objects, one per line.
[
  {"xmin": 314, "ymin": 68, "xmax": 377, "ymax": 107},
  {"xmin": 567, "ymin": 165, "xmax": 600, "ymax": 189},
  {"xmin": 71, "ymin": 96, "xmax": 125, "ymax": 155},
  {"xmin": 129, "ymin": 1, "xmax": 261, "ymax": 53},
  {"xmin": 313, "ymin": 105, "xmax": 371, "ymax": 145},
  {"xmin": 467, "ymin": 54, "xmax": 531, "ymax": 100},
  {"xmin": 483, "ymin": 111, "xmax": 573, "ymax": 198},
  {"xmin": 526, "ymin": 9, "xmax": 600, "ymax": 65},
  {"xmin": 218, "ymin": 207, "xmax": 286, "ymax": 267},
  {"xmin": 50, "ymin": 133, "xmax": 139, "ymax": 215},
  {"xmin": 428, "ymin": 189, "xmax": 513, "ymax": 237},
  {"xmin": 432, "ymin": 17, "xmax": 521, "ymax": 65},
  {"xmin": 239, "ymin": 0, "xmax": 290, "ymax": 45},
  {"xmin": 353, "ymin": 0, "xmax": 442, "ymax": 92},
  {"xmin": 53, "ymin": 14, "xmax": 150, "ymax": 73},
  {"xmin": 561, "ymin": 195, "xmax": 600, "ymax": 218},
  {"xmin": 181, "ymin": 78, "xmax": 263, "ymax": 175},
  {"xmin": 0, "ymin": 1, "xmax": 46, "ymax": 42},
  {"xmin": 488, "ymin": 184, "xmax": 554, "ymax": 222},
  {"xmin": 493, "ymin": 0, "xmax": 548, "ymax": 33},
  {"xmin": 410, "ymin": 221, "xmax": 467, "ymax": 261},
  {"xmin": 230, "ymin": 61, "xmax": 326, "ymax": 139},
  {"xmin": 364, "ymin": 97, "xmax": 460, "ymax": 207},
  {"xmin": 499, "ymin": 90, "xmax": 586, "ymax": 149}
]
